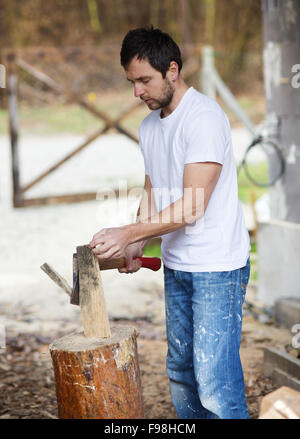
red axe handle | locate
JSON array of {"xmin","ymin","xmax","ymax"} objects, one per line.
[
  {"xmin": 137, "ymin": 257, "xmax": 161, "ymax": 271},
  {"xmin": 99, "ymin": 256, "xmax": 161, "ymax": 272}
]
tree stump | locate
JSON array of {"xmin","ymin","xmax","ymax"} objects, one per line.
[
  {"xmin": 48, "ymin": 245, "xmax": 144, "ymax": 419},
  {"xmin": 50, "ymin": 326, "xmax": 144, "ymax": 419}
]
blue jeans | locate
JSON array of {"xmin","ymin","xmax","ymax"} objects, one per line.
[{"xmin": 163, "ymin": 258, "xmax": 250, "ymax": 419}]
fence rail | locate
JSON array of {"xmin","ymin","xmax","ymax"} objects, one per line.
[{"xmin": 4, "ymin": 45, "xmax": 255, "ymax": 208}]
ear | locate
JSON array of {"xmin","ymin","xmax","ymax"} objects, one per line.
[{"xmin": 168, "ymin": 61, "xmax": 179, "ymax": 81}]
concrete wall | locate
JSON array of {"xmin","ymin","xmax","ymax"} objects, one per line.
[
  {"xmin": 257, "ymin": 219, "xmax": 300, "ymax": 305},
  {"xmin": 259, "ymin": 1, "xmax": 300, "ymax": 306},
  {"xmin": 262, "ymin": 0, "xmax": 300, "ymax": 223}
]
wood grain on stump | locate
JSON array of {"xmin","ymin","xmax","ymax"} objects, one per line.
[{"xmin": 49, "ymin": 326, "xmax": 144, "ymax": 419}]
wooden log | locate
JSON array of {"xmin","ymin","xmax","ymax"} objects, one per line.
[
  {"xmin": 77, "ymin": 245, "xmax": 111, "ymax": 338},
  {"xmin": 259, "ymin": 386, "xmax": 300, "ymax": 419},
  {"xmin": 49, "ymin": 326, "xmax": 144, "ymax": 419}
]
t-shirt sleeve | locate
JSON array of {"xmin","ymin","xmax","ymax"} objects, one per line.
[
  {"xmin": 138, "ymin": 125, "xmax": 149, "ymax": 175},
  {"xmin": 184, "ymin": 110, "xmax": 227, "ymax": 165}
]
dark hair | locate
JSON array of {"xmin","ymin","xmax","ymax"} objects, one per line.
[{"xmin": 120, "ymin": 26, "xmax": 183, "ymax": 78}]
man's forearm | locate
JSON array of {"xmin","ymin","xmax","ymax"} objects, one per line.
[
  {"xmin": 137, "ymin": 237, "xmax": 150, "ymax": 251},
  {"xmin": 135, "ymin": 177, "xmax": 157, "ymax": 251},
  {"xmin": 89, "ymin": 190, "xmax": 202, "ymax": 260},
  {"xmin": 126, "ymin": 194, "xmax": 203, "ymax": 245},
  {"xmin": 135, "ymin": 213, "xmax": 149, "ymax": 251}
]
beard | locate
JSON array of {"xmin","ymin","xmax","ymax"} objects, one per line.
[{"xmin": 145, "ymin": 78, "xmax": 175, "ymax": 110}]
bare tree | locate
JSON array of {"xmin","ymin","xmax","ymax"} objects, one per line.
[
  {"xmin": 178, "ymin": 0, "xmax": 193, "ymax": 56},
  {"xmin": 86, "ymin": 0, "xmax": 102, "ymax": 43}
]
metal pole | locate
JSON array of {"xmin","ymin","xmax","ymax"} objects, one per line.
[
  {"xmin": 7, "ymin": 59, "xmax": 21, "ymax": 207},
  {"xmin": 201, "ymin": 45, "xmax": 257, "ymax": 137},
  {"xmin": 201, "ymin": 46, "xmax": 216, "ymax": 99},
  {"xmin": 213, "ymin": 69, "xmax": 257, "ymax": 137}
]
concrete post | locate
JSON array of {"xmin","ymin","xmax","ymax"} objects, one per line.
[
  {"xmin": 258, "ymin": 0, "xmax": 300, "ymax": 305},
  {"xmin": 201, "ymin": 46, "xmax": 217, "ymax": 99}
]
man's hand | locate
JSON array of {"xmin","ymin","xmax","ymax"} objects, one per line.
[
  {"xmin": 118, "ymin": 242, "xmax": 143, "ymax": 274},
  {"xmin": 89, "ymin": 227, "xmax": 143, "ymax": 274},
  {"xmin": 89, "ymin": 226, "xmax": 132, "ymax": 260}
]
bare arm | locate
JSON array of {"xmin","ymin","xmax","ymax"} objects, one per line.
[
  {"xmin": 135, "ymin": 174, "xmax": 157, "ymax": 250},
  {"xmin": 117, "ymin": 174, "xmax": 157, "ymax": 272},
  {"xmin": 90, "ymin": 162, "xmax": 222, "ymax": 259},
  {"xmin": 127, "ymin": 162, "xmax": 222, "ymax": 242}
]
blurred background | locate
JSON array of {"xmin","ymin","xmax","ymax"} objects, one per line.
[{"xmin": 0, "ymin": 0, "xmax": 266, "ymax": 274}]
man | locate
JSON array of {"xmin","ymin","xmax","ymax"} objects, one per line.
[{"xmin": 89, "ymin": 27, "xmax": 251, "ymax": 419}]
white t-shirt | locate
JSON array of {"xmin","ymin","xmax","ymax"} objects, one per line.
[{"xmin": 139, "ymin": 86, "xmax": 250, "ymax": 272}]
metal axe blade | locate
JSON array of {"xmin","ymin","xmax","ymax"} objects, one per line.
[
  {"xmin": 69, "ymin": 252, "xmax": 161, "ymax": 306},
  {"xmin": 70, "ymin": 253, "xmax": 80, "ymax": 306}
]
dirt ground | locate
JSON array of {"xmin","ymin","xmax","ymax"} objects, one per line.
[{"xmin": 0, "ymin": 295, "xmax": 292, "ymax": 420}]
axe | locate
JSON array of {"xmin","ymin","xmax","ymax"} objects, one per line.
[{"xmin": 40, "ymin": 253, "xmax": 161, "ymax": 306}]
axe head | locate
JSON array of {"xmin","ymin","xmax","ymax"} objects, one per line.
[
  {"xmin": 70, "ymin": 253, "xmax": 80, "ymax": 305},
  {"xmin": 70, "ymin": 251, "xmax": 161, "ymax": 306}
]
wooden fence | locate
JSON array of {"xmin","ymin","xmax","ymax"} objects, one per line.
[{"xmin": 3, "ymin": 46, "xmax": 201, "ymax": 208}]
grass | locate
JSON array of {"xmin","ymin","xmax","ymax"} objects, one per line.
[
  {"xmin": 238, "ymin": 163, "xmax": 269, "ymax": 284},
  {"xmin": 0, "ymin": 109, "xmax": 8, "ymax": 134},
  {"xmin": 0, "ymin": 90, "xmax": 149, "ymax": 135},
  {"xmin": 143, "ymin": 241, "xmax": 162, "ymax": 258},
  {"xmin": 0, "ymin": 92, "xmax": 265, "ymax": 135},
  {"xmin": 237, "ymin": 161, "xmax": 269, "ymax": 203},
  {"xmin": 250, "ymin": 242, "xmax": 258, "ymax": 283}
]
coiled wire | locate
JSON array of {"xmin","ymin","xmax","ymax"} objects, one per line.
[{"xmin": 237, "ymin": 135, "xmax": 286, "ymax": 187}]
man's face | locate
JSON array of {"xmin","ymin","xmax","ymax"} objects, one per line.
[{"xmin": 125, "ymin": 56, "xmax": 175, "ymax": 110}]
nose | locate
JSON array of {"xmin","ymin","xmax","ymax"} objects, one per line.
[{"xmin": 134, "ymin": 83, "xmax": 144, "ymax": 98}]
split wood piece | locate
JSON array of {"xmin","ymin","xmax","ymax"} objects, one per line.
[
  {"xmin": 49, "ymin": 326, "xmax": 144, "ymax": 419},
  {"xmin": 76, "ymin": 245, "xmax": 111, "ymax": 338},
  {"xmin": 259, "ymin": 386, "xmax": 300, "ymax": 419},
  {"xmin": 40, "ymin": 263, "xmax": 72, "ymax": 296}
]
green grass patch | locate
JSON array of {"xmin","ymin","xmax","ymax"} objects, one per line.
[
  {"xmin": 250, "ymin": 253, "xmax": 258, "ymax": 283},
  {"xmin": 143, "ymin": 241, "xmax": 162, "ymax": 258},
  {"xmin": 0, "ymin": 109, "xmax": 8, "ymax": 134},
  {"xmin": 238, "ymin": 163, "xmax": 268, "ymax": 284},
  {"xmin": 250, "ymin": 242, "xmax": 256, "ymax": 253},
  {"xmin": 22, "ymin": 104, "xmax": 104, "ymax": 134},
  {"xmin": 0, "ymin": 90, "xmax": 149, "ymax": 135},
  {"xmin": 238, "ymin": 161, "xmax": 269, "ymax": 203}
]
